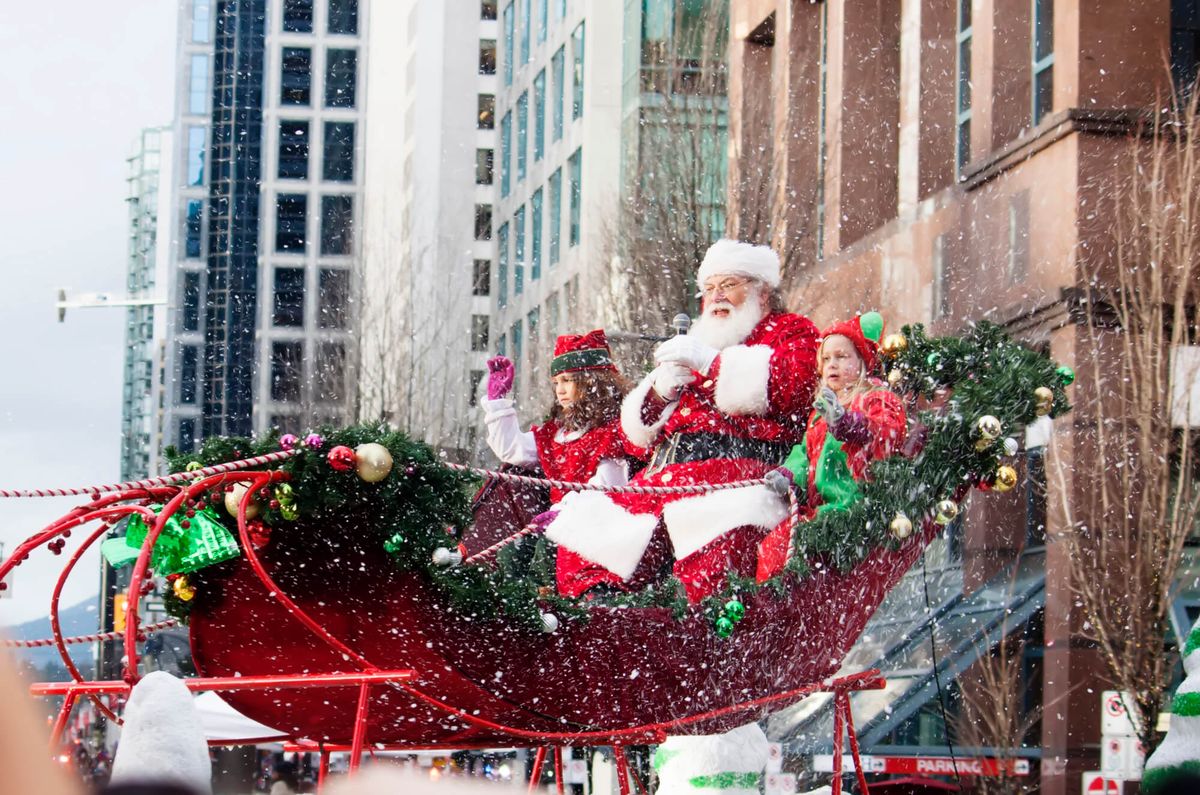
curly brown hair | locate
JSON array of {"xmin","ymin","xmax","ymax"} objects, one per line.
[{"xmin": 547, "ymin": 369, "xmax": 633, "ymax": 432}]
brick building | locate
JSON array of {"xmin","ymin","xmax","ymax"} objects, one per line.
[{"xmin": 727, "ymin": 2, "xmax": 1200, "ymax": 793}]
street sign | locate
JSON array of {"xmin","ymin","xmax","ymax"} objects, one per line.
[
  {"xmin": 767, "ymin": 742, "xmax": 784, "ymax": 773},
  {"xmin": 1082, "ymin": 771, "xmax": 1123, "ymax": 794},
  {"xmin": 765, "ymin": 772, "xmax": 796, "ymax": 795},
  {"xmin": 1101, "ymin": 691, "xmax": 1141, "ymax": 737},
  {"xmin": 1100, "ymin": 736, "xmax": 1144, "ymax": 782},
  {"xmin": 812, "ymin": 755, "xmax": 1030, "ymax": 778}
]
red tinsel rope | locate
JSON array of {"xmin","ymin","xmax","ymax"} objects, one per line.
[
  {"xmin": 443, "ymin": 461, "xmax": 768, "ymax": 495},
  {"xmin": 1, "ymin": 619, "xmax": 178, "ymax": 649},
  {"xmin": 0, "ymin": 451, "xmax": 298, "ymax": 499}
]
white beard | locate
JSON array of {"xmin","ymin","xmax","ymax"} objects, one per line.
[{"xmin": 689, "ymin": 293, "xmax": 766, "ymax": 350}]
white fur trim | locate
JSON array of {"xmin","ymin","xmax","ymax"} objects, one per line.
[
  {"xmin": 545, "ymin": 491, "xmax": 658, "ymax": 580},
  {"xmin": 697, "ymin": 239, "xmax": 781, "ymax": 289},
  {"xmin": 713, "ymin": 345, "xmax": 773, "ymax": 416},
  {"xmin": 621, "ymin": 371, "xmax": 676, "ymax": 450},
  {"xmin": 662, "ymin": 484, "xmax": 788, "ymax": 561}
]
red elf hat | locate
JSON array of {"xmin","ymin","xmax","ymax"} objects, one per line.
[
  {"xmin": 820, "ymin": 311, "xmax": 885, "ymax": 374},
  {"xmin": 550, "ymin": 329, "xmax": 617, "ymax": 376}
]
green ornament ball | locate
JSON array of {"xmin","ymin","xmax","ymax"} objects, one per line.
[
  {"xmin": 724, "ymin": 599, "xmax": 746, "ymax": 623},
  {"xmin": 1056, "ymin": 365, "xmax": 1075, "ymax": 386},
  {"xmin": 926, "ymin": 352, "xmax": 941, "ymax": 368},
  {"xmin": 714, "ymin": 617, "xmax": 735, "ymax": 638}
]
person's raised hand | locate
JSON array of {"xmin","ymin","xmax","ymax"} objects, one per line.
[
  {"xmin": 651, "ymin": 362, "xmax": 693, "ymax": 401},
  {"xmin": 486, "ymin": 356, "xmax": 515, "ymax": 400},
  {"xmin": 813, "ymin": 386, "xmax": 845, "ymax": 425},
  {"xmin": 763, "ymin": 467, "xmax": 793, "ymax": 499},
  {"xmin": 653, "ymin": 335, "xmax": 719, "ymax": 373}
]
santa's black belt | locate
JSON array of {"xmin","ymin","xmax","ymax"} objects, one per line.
[{"xmin": 647, "ymin": 432, "xmax": 790, "ymax": 472}]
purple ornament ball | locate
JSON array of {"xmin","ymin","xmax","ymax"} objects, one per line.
[
  {"xmin": 279, "ymin": 433, "xmax": 299, "ymax": 451},
  {"xmin": 303, "ymin": 433, "xmax": 325, "ymax": 450}
]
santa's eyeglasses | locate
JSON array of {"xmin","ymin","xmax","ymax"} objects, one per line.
[{"xmin": 697, "ymin": 277, "xmax": 752, "ymax": 299}]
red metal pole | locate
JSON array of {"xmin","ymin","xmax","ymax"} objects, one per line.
[
  {"xmin": 347, "ymin": 681, "xmax": 372, "ymax": 775},
  {"xmin": 840, "ymin": 692, "xmax": 870, "ymax": 795},
  {"xmin": 613, "ymin": 746, "xmax": 632, "ymax": 795},
  {"xmin": 317, "ymin": 749, "xmax": 330, "ymax": 793},
  {"xmin": 528, "ymin": 747, "xmax": 547, "ymax": 794},
  {"xmin": 48, "ymin": 692, "xmax": 77, "ymax": 749},
  {"xmin": 832, "ymin": 695, "xmax": 845, "ymax": 795},
  {"xmin": 553, "ymin": 746, "xmax": 564, "ymax": 795}
]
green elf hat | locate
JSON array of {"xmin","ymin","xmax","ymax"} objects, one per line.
[
  {"xmin": 550, "ymin": 329, "xmax": 618, "ymax": 376},
  {"xmin": 820, "ymin": 311, "xmax": 885, "ymax": 374}
]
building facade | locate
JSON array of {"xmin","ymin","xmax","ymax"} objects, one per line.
[
  {"xmin": 726, "ymin": 2, "xmax": 1200, "ymax": 793},
  {"xmin": 162, "ymin": 0, "xmax": 364, "ymax": 455},
  {"xmin": 358, "ymin": 0, "xmax": 498, "ymax": 457}
]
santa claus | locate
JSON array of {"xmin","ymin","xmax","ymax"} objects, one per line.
[{"xmin": 544, "ymin": 239, "xmax": 821, "ymax": 601}]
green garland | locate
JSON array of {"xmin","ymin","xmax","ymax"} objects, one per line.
[{"xmin": 148, "ymin": 322, "xmax": 1069, "ymax": 635}]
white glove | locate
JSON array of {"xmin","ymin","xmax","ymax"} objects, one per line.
[
  {"xmin": 652, "ymin": 362, "xmax": 693, "ymax": 401},
  {"xmin": 653, "ymin": 335, "xmax": 719, "ymax": 374}
]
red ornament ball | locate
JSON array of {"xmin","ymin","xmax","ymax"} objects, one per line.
[{"xmin": 327, "ymin": 445, "xmax": 357, "ymax": 472}]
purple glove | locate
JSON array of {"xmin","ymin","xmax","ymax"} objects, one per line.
[
  {"xmin": 486, "ymin": 355, "xmax": 515, "ymax": 400},
  {"xmin": 830, "ymin": 411, "xmax": 871, "ymax": 446}
]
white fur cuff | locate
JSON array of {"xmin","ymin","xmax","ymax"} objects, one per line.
[
  {"xmin": 545, "ymin": 491, "xmax": 658, "ymax": 580},
  {"xmin": 714, "ymin": 345, "xmax": 773, "ymax": 416},
  {"xmin": 662, "ymin": 484, "xmax": 788, "ymax": 561},
  {"xmin": 621, "ymin": 371, "xmax": 676, "ymax": 451}
]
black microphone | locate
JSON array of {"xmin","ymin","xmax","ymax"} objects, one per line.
[{"xmin": 672, "ymin": 313, "xmax": 691, "ymax": 336}]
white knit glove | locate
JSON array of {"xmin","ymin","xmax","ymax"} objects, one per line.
[
  {"xmin": 653, "ymin": 335, "xmax": 719, "ymax": 373},
  {"xmin": 652, "ymin": 362, "xmax": 694, "ymax": 401}
]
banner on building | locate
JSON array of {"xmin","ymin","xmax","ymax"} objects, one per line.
[{"xmin": 811, "ymin": 754, "xmax": 1030, "ymax": 778}]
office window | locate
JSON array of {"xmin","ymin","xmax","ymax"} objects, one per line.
[
  {"xmin": 192, "ymin": 0, "xmax": 212, "ymax": 43},
  {"xmin": 276, "ymin": 194, "xmax": 307, "ymax": 252},
  {"xmin": 179, "ymin": 345, "xmax": 198, "ymax": 404},
  {"xmin": 315, "ymin": 341, "xmax": 346, "ymax": 403},
  {"xmin": 568, "ymin": 148, "xmax": 582, "ymax": 246},
  {"xmin": 325, "ymin": 49, "xmax": 357, "ymax": 108},
  {"xmin": 185, "ymin": 201, "xmax": 204, "ymax": 259},
  {"xmin": 511, "ymin": 321, "xmax": 523, "ymax": 390},
  {"xmin": 278, "ymin": 120, "xmax": 309, "ymax": 179},
  {"xmin": 527, "ymin": 308, "xmax": 540, "ymax": 366},
  {"xmin": 177, "ymin": 418, "xmax": 196, "ymax": 454},
  {"xmin": 546, "ymin": 291, "xmax": 559, "ymax": 336},
  {"xmin": 328, "ymin": 0, "xmax": 358, "ymax": 35},
  {"xmin": 1032, "ymin": 0, "xmax": 1054, "ymax": 124},
  {"xmin": 182, "ymin": 271, "xmax": 202, "ymax": 330},
  {"xmin": 321, "ymin": 195, "xmax": 354, "ymax": 255},
  {"xmin": 497, "ymin": 333, "xmax": 507, "ymax": 357},
  {"xmin": 475, "ymin": 204, "xmax": 493, "ymax": 241},
  {"xmin": 531, "ymin": 188, "xmax": 543, "ymax": 280},
  {"xmin": 533, "ymin": 70, "xmax": 545, "ymax": 161},
  {"xmin": 323, "ymin": 121, "xmax": 355, "ymax": 182},
  {"xmin": 514, "ymin": 205, "xmax": 526, "ymax": 294},
  {"xmin": 482, "ymin": 0, "xmax": 498, "ymax": 20},
  {"xmin": 538, "ymin": 0, "xmax": 548, "ymax": 42},
  {"xmin": 931, "ymin": 234, "xmax": 947, "ymax": 320},
  {"xmin": 479, "ymin": 39, "xmax": 497, "ymax": 74},
  {"xmin": 498, "ymin": 222, "xmax": 509, "ymax": 308},
  {"xmin": 557, "ymin": 0, "xmax": 567, "ymax": 20},
  {"xmin": 473, "ymin": 259, "xmax": 491, "ymax": 296},
  {"xmin": 516, "ymin": 92, "xmax": 528, "ymax": 181},
  {"xmin": 271, "ymin": 341, "xmax": 304, "ymax": 403},
  {"xmin": 1172, "ymin": 0, "xmax": 1200, "ymax": 93},
  {"xmin": 500, "ymin": 111, "xmax": 512, "ymax": 197},
  {"xmin": 955, "ymin": 0, "xmax": 972, "ymax": 174},
  {"xmin": 273, "ymin": 267, "xmax": 306, "ymax": 327},
  {"xmin": 469, "ymin": 369, "xmax": 485, "ymax": 407},
  {"xmin": 571, "ymin": 22, "xmax": 585, "ymax": 119},
  {"xmin": 548, "ymin": 168, "xmax": 561, "ymax": 265},
  {"xmin": 476, "ymin": 148, "xmax": 494, "ymax": 185},
  {"xmin": 189, "ymin": 55, "xmax": 209, "ymax": 114},
  {"xmin": 471, "ymin": 315, "xmax": 491, "ymax": 352},
  {"xmin": 281, "ymin": 47, "xmax": 312, "ymax": 105},
  {"xmin": 520, "ymin": 0, "xmax": 531, "ymax": 63},
  {"xmin": 318, "ymin": 268, "xmax": 350, "ymax": 329},
  {"xmin": 551, "ymin": 46, "xmax": 565, "ymax": 140},
  {"xmin": 283, "ymin": 0, "xmax": 313, "ymax": 32},
  {"xmin": 478, "ymin": 94, "xmax": 496, "ymax": 129},
  {"xmin": 503, "ymin": 2, "xmax": 515, "ymax": 85},
  {"xmin": 186, "ymin": 126, "xmax": 206, "ymax": 187}
]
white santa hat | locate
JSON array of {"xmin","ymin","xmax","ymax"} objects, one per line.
[{"xmin": 697, "ymin": 240, "xmax": 781, "ymax": 290}]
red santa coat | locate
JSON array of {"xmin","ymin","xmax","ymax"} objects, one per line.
[{"xmin": 545, "ymin": 312, "xmax": 821, "ymax": 602}]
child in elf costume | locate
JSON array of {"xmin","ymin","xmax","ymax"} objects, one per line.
[
  {"xmin": 483, "ymin": 329, "xmax": 636, "ymax": 597},
  {"xmin": 756, "ymin": 311, "xmax": 907, "ymax": 581}
]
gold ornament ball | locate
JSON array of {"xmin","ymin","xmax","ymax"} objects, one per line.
[
  {"xmin": 976, "ymin": 415, "xmax": 1002, "ymax": 441},
  {"xmin": 880, "ymin": 333, "xmax": 908, "ymax": 357},
  {"xmin": 224, "ymin": 482, "xmax": 261, "ymax": 520},
  {"xmin": 1033, "ymin": 386, "xmax": 1054, "ymax": 415},
  {"xmin": 887, "ymin": 369, "xmax": 904, "ymax": 388},
  {"xmin": 173, "ymin": 577, "xmax": 196, "ymax": 602},
  {"xmin": 889, "ymin": 513, "xmax": 914, "ymax": 540},
  {"xmin": 354, "ymin": 443, "xmax": 394, "ymax": 483},
  {"xmin": 994, "ymin": 465, "xmax": 1019, "ymax": 492},
  {"xmin": 934, "ymin": 499, "xmax": 959, "ymax": 525}
]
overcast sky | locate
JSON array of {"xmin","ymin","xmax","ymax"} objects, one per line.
[{"xmin": 0, "ymin": 2, "xmax": 177, "ymax": 626}]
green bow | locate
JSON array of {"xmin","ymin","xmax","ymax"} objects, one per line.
[
  {"xmin": 101, "ymin": 505, "xmax": 241, "ymax": 575},
  {"xmin": 686, "ymin": 773, "xmax": 763, "ymax": 789}
]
